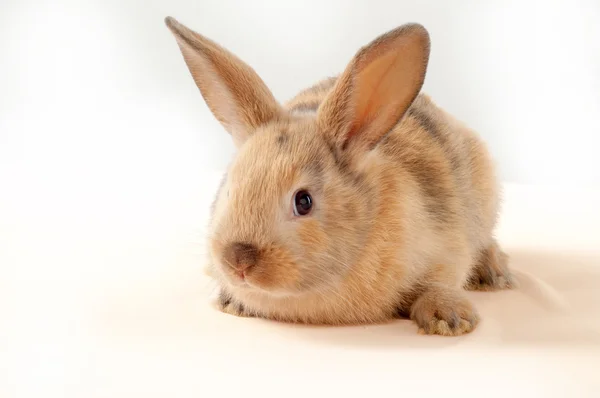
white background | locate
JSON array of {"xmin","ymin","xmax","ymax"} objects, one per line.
[
  {"xmin": 1, "ymin": 1, "xmax": 600, "ymax": 397},
  {"xmin": 1, "ymin": 0, "xmax": 599, "ymax": 186}
]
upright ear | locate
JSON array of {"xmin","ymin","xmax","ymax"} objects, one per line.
[
  {"xmin": 318, "ymin": 24, "xmax": 430, "ymax": 152},
  {"xmin": 165, "ymin": 17, "xmax": 282, "ymax": 146}
]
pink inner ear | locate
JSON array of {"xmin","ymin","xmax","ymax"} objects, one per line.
[
  {"xmin": 346, "ymin": 50, "xmax": 403, "ymax": 143},
  {"xmin": 342, "ymin": 32, "xmax": 429, "ymax": 149}
]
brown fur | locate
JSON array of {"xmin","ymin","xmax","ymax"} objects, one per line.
[
  {"xmin": 465, "ymin": 240, "xmax": 515, "ymax": 291},
  {"xmin": 165, "ymin": 17, "xmax": 513, "ymax": 335},
  {"xmin": 287, "ymin": 77, "xmax": 337, "ymax": 114}
]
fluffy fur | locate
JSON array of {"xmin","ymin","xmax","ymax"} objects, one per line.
[{"xmin": 165, "ymin": 16, "xmax": 514, "ymax": 336}]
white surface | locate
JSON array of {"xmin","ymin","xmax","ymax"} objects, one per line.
[
  {"xmin": 2, "ymin": 171, "xmax": 600, "ymax": 398},
  {"xmin": 1, "ymin": 0, "xmax": 600, "ymax": 184}
]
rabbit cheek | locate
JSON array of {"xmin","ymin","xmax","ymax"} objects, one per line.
[
  {"xmin": 244, "ymin": 248, "xmax": 304, "ymax": 293},
  {"xmin": 297, "ymin": 219, "xmax": 327, "ymax": 252}
]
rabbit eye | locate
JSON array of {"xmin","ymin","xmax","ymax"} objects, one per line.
[{"xmin": 293, "ymin": 190, "xmax": 313, "ymax": 216}]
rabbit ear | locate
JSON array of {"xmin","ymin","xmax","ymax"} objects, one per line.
[
  {"xmin": 165, "ymin": 17, "xmax": 282, "ymax": 146},
  {"xmin": 318, "ymin": 24, "xmax": 430, "ymax": 152}
]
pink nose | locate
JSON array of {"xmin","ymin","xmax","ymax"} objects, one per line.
[{"xmin": 223, "ymin": 242, "xmax": 258, "ymax": 273}]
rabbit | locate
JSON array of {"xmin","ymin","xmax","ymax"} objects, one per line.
[{"xmin": 165, "ymin": 16, "xmax": 514, "ymax": 336}]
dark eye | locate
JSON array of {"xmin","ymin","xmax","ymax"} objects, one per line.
[{"xmin": 293, "ymin": 190, "xmax": 313, "ymax": 216}]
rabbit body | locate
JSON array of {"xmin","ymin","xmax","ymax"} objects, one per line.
[{"xmin": 166, "ymin": 17, "xmax": 513, "ymax": 335}]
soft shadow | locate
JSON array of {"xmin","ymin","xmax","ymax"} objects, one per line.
[
  {"xmin": 95, "ymin": 249, "xmax": 600, "ymax": 351},
  {"xmin": 271, "ymin": 248, "xmax": 600, "ymax": 349}
]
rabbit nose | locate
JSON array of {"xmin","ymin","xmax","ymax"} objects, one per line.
[{"xmin": 223, "ymin": 242, "xmax": 259, "ymax": 273}]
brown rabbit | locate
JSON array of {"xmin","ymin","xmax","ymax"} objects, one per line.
[{"xmin": 165, "ymin": 16, "xmax": 514, "ymax": 336}]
